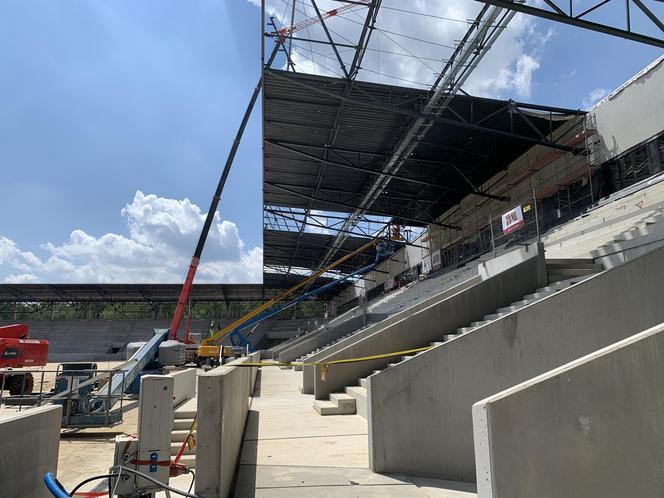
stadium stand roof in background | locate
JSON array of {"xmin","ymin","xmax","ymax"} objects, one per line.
[{"xmin": 0, "ymin": 283, "xmax": 281, "ymax": 303}]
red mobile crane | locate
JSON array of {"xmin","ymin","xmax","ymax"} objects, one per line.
[
  {"xmin": 0, "ymin": 324, "xmax": 48, "ymax": 395},
  {"xmin": 167, "ymin": 2, "xmax": 369, "ymax": 346}
]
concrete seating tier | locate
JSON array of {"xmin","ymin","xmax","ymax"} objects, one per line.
[{"xmin": 313, "ymin": 273, "xmax": 596, "ymax": 418}]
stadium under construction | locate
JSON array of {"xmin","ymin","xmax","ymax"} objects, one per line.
[{"xmin": 1, "ymin": 1, "xmax": 664, "ymax": 497}]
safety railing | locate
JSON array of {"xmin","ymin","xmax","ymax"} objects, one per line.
[{"xmin": 0, "ymin": 367, "xmax": 127, "ymax": 427}]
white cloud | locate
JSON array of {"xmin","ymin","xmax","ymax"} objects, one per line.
[
  {"xmin": 252, "ymin": 0, "xmax": 554, "ymax": 99},
  {"xmin": 1, "ymin": 191, "xmax": 262, "ymax": 284},
  {"xmin": 582, "ymin": 87, "xmax": 609, "ymax": 109}
]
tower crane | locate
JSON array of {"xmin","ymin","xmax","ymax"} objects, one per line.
[{"xmin": 277, "ymin": 0, "xmax": 371, "ymax": 40}]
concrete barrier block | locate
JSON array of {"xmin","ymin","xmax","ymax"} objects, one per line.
[
  {"xmin": 473, "ymin": 321, "xmax": 664, "ymax": 498},
  {"xmin": 0, "ymin": 405, "xmax": 62, "ymax": 498},
  {"xmin": 195, "ymin": 355, "xmax": 258, "ymax": 498},
  {"xmin": 170, "ymin": 368, "xmax": 197, "ymax": 406}
]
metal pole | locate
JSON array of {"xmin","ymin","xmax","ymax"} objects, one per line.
[
  {"xmin": 489, "ymin": 215, "xmax": 496, "ymax": 258},
  {"xmin": 583, "ymin": 117, "xmax": 595, "ymax": 204},
  {"xmin": 532, "ymin": 187, "xmax": 541, "ymax": 242}
]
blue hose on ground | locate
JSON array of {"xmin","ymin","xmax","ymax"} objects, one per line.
[{"xmin": 44, "ymin": 472, "xmax": 70, "ymax": 498}]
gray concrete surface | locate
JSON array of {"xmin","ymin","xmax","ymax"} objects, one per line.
[
  {"xmin": 195, "ymin": 354, "xmax": 259, "ymax": 498},
  {"xmin": 368, "ymin": 245, "xmax": 664, "ymax": 482},
  {"xmin": 278, "ymin": 313, "xmax": 387, "ymax": 364},
  {"xmin": 591, "ymin": 55, "xmax": 663, "ymax": 163},
  {"xmin": 233, "ymin": 367, "xmax": 477, "ymax": 497},
  {"xmin": 0, "ymin": 404, "xmax": 62, "ymax": 498},
  {"xmin": 301, "ymin": 273, "xmax": 481, "ymax": 395},
  {"xmin": 473, "ymin": 321, "xmax": 664, "ymax": 498},
  {"xmin": 169, "ymin": 368, "xmax": 196, "ymax": 406},
  {"xmin": 315, "ymin": 246, "xmax": 546, "ymax": 399}
]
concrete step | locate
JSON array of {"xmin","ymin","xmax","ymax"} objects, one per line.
[
  {"xmin": 430, "ymin": 341, "xmax": 444, "ymax": 346},
  {"xmin": 171, "ymin": 430, "xmax": 194, "ymax": 443},
  {"xmin": 174, "ymin": 399, "xmax": 197, "ymax": 419},
  {"xmin": 522, "ymin": 290, "xmax": 555, "ymax": 301},
  {"xmin": 345, "ymin": 385, "xmax": 368, "ymax": 419},
  {"xmin": 457, "ymin": 326, "xmax": 475, "ymax": 334},
  {"xmin": 443, "ymin": 333, "xmax": 459, "ymax": 342},
  {"xmin": 496, "ymin": 304, "xmax": 523, "ymax": 313},
  {"xmin": 470, "ymin": 320, "xmax": 489, "ymax": 328},
  {"xmin": 313, "ymin": 393, "xmax": 356, "ymax": 415},
  {"xmin": 173, "ymin": 418, "xmax": 196, "ymax": 431},
  {"xmin": 359, "ymin": 377, "xmax": 368, "ymax": 388},
  {"xmin": 293, "ymin": 364, "xmax": 303, "ymax": 371},
  {"xmin": 548, "ymin": 267, "xmax": 601, "ymax": 279},
  {"xmin": 483, "ymin": 312, "xmax": 507, "ymax": 321},
  {"xmin": 178, "ymin": 454, "xmax": 195, "ymax": 469},
  {"xmin": 170, "ymin": 442, "xmax": 195, "ymax": 456},
  {"xmin": 545, "ymin": 258, "xmax": 596, "ymax": 266}
]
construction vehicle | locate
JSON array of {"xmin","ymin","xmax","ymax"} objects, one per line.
[
  {"xmin": 0, "ymin": 323, "xmax": 48, "ymax": 395},
  {"xmin": 195, "ymin": 237, "xmax": 395, "ymax": 365}
]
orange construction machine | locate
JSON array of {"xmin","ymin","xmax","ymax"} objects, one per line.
[{"xmin": 0, "ymin": 324, "xmax": 48, "ymax": 395}]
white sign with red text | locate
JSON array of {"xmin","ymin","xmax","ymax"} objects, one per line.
[{"xmin": 501, "ymin": 205, "xmax": 525, "ymax": 234}]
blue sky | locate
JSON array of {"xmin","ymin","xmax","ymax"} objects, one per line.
[{"xmin": 0, "ymin": 0, "xmax": 661, "ymax": 283}]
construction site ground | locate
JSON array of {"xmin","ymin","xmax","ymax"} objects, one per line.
[{"xmin": 235, "ymin": 366, "xmax": 478, "ymax": 497}]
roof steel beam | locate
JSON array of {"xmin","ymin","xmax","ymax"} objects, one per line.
[
  {"xmin": 267, "ymin": 181, "xmax": 460, "ymax": 229},
  {"xmin": 310, "ymin": 0, "xmax": 350, "ymax": 78},
  {"xmin": 314, "ymin": 4, "xmax": 517, "ymax": 270},
  {"xmin": 472, "ymin": 0, "xmax": 664, "ymax": 48},
  {"xmin": 266, "ymin": 70, "xmax": 581, "ymax": 153}
]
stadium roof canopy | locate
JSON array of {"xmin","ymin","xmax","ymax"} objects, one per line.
[
  {"xmin": 263, "ymin": 69, "xmax": 583, "ymax": 228},
  {"xmin": 262, "ymin": 69, "xmax": 583, "ymax": 281}
]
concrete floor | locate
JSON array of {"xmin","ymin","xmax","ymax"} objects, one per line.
[{"xmin": 234, "ymin": 367, "xmax": 477, "ymax": 497}]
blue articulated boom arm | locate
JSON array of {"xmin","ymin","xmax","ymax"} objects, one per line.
[{"xmin": 227, "ymin": 241, "xmax": 395, "ymax": 349}]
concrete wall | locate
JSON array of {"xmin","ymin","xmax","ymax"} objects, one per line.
[
  {"xmin": 368, "ymin": 245, "xmax": 664, "ymax": 482},
  {"xmin": 278, "ymin": 313, "xmax": 387, "ymax": 364},
  {"xmin": 0, "ymin": 405, "xmax": 61, "ymax": 498},
  {"xmin": 268, "ymin": 307, "xmax": 362, "ymax": 358},
  {"xmin": 473, "ymin": 321, "xmax": 664, "ymax": 498},
  {"xmin": 591, "ymin": 55, "xmax": 664, "ymax": 163},
  {"xmin": 301, "ymin": 273, "xmax": 481, "ymax": 395},
  {"xmin": 169, "ymin": 368, "xmax": 197, "ymax": 406},
  {"xmin": 195, "ymin": 353, "xmax": 259, "ymax": 498},
  {"xmin": 315, "ymin": 246, "xmax": 546, "ymax": 399}
]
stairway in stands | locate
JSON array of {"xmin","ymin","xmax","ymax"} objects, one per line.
[
  {"xmin": 313, "ymin": 262, "xmax": 602, "ymax": 417},
  {"xmin": 291, "ymin": 314, "xmax": 386, "ymax": 371},
  {"xmin": 170, "ymin": 398, "xmax": 197, "ymax": 468}
]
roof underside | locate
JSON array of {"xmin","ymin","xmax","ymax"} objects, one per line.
[
  {"xmin": 264, "ymin": 230, "xmax": 388, "ymax": 274},
  {"xmin": 263, "ymin": 70, "xmax": 581, "ymax": 280}
]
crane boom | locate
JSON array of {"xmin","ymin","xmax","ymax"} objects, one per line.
[
  {"xmin": 277, "ymin": 0, "xmax": 370, "ymax": 39},
  {"xmin": 167, "ymin": 41, "xmax": 282, "ymax": 341},
  {"xmin": 200, "ymin": 233, "xmax": 382, "ymax": 347}
]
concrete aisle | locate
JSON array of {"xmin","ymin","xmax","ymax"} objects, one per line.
[{"xmin": 234, "ymin": 367, "xmax": 477, "ymax": 497}]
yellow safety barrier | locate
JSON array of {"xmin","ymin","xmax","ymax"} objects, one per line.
[{"xmin": 223, "ymin": 345, "xmax": 433, "ymax": 380}]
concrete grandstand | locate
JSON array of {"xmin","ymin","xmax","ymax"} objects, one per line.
[{"xmin": 2, "ymin": 4, "xmax": 663, "ymax": 498}]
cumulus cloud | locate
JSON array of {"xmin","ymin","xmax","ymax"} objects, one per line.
[
  {"xmin": 582, "ymin": 87, "xmax": 609, "ymax": 109},
  {"xmin": 252, "ymin": 0, "xmax": 554, "ymax": 99},
  {"xmin": 0, "ymin": 191, "xmax": 262, "ymax": 284}
]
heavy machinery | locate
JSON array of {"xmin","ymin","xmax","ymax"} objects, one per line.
[
  {"xmin": 195, "ymin": 237, "xmax": 395, "ymax": 364},
  {"xmin": 0, "ymin": 323, "xmax": 48, "ymax": 395}
]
